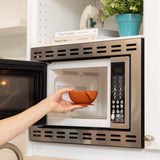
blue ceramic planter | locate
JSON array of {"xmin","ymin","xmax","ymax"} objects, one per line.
[{"xmin": 116, "ymin": 13, "xmax": 142, "ymax": 37}]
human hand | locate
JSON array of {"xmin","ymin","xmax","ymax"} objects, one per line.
[{"xmin": 42, "ymin": 87, "xmax": 86, "ymax": 113}]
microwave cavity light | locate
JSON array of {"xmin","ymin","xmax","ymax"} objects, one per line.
[{"xmin": 1, "ymin": 81, "xmax": 7, "ymax": 86}]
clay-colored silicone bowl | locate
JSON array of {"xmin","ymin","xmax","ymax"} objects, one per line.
[{"xmin": 69, "ymin": 91, "xmax": 97, "ymax": 104}]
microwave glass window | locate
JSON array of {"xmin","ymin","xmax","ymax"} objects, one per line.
[{"xmin": 0, "ymin": 73, "xmax": 34, "ymax": 114}]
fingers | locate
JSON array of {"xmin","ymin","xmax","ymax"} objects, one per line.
[
  {"xmin": 59, "ymin": 104, "xmax": 87, "ymax": 113},
  {"xmin": 57, "ymin": 87, "xmax": 74, "ymax": 95},
  {"xmin": 69, "ymin": 104, "xmax": 87, "ymax": 112}
]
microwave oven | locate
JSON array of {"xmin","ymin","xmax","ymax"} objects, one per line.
[{"xmin": 0, "ymin": 37, "xmax": 144, "ymax": 148}]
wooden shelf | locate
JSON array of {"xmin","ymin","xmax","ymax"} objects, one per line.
[{"xmin": 0, "ymin": 18, "xmax": 27, "ymax": 36}]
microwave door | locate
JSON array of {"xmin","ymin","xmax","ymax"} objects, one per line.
[
  {"xmin": 47, "ymin": 58, "xmax": 111, "ymax": 129},
  {"xmin": 0, "ymin": 59, "xmax": 47, "ymax": 125}
]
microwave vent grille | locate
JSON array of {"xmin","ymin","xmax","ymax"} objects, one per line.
[
  {"xmin": 45, "ymin": 50, "xmax": 54, "ymax": 58},
  {"xmin": 125, "ymin": 135, "xmax": 137, "ymax": 143},
  {"xmin": 33, "ymin": 51, "xmax": 42, "ymax": 59},
  {"xmin": 111, "ymin": 44, "xmax": 121, "ymax": 53},
  {"xmin": 31, "ymin": 38, "xmax": 140, "ymax": 61},
  {"xmin": 70, "ymin": 47, "xmax": 79, "ymax": 56},
  {"xmin": 126, "ymin": 43, "xmax": 137, "ymax": 51},
  {"xmin": 110, "ymin": 134, "xmax": 121, "ymax": 142},
  {"xmin": 32, "ymin": 129, "xmax": 42, "ymax": 138},
  {"xmin": 69, "ymin": 132, "xmax": 79, "ymax": 140},
  {"xmin": 30, "ymin": 126, "xmax": 139, "ymax": 147}
]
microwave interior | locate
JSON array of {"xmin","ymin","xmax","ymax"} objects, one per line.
[{"xmin": 47, "ymin": 59, "xmax": 111, "ymax": 128}]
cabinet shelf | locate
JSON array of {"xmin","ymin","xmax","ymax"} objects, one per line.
[{"xmin": 0, "ymin": 18, "xmax": 27, "ymax": 36}]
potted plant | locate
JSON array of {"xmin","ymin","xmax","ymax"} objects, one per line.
[{"xmin": 101, "ymin": 0, "xmax": 143, "ymax": 37}]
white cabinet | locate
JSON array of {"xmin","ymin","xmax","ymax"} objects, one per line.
[
  {"xmin": 144, "ymin": 0, "xmax": 160, "ymax": 150},
  {"xmin": 0, "ymin": 0, "xmax": 27, "ymax": 60},
  {"xmin": 26, "ymin": 0, "xmax": 160, "ymax": 158}
]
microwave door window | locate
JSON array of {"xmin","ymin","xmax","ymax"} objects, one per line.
[{"xmin": 0, "ymin": 74, "xmax": 34, "ymax": 115}]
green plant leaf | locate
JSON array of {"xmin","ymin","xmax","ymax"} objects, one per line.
[{"xmin": 101, "ymin": 0, "xmax": 143, "ymax": 20}]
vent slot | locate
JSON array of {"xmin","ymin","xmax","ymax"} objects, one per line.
[
  {"xmin": 126, "ymin": 140, "xmax": 136, "ymax": 142},
  {"xmin": 33, "ymin": 130, "xmax": 41, "ymax": 133},
  {"xmin": 83, "ymin": 47, "xmax": 92, "ymax": 50},
  {"xmin": 34, "ymin": 51, "xmax": 41, "ymax": 54},
  {"xmin": 111, "ymin": 134, "xmax": 121, "ymax": 137},
  {"xmin": 111, "ymin": 49, "xmax": 121, "ymax": 52},
  {"xmin": 96, "ymin": 138, "xmax": 106, "ymax": 141},
  {"xmin": 83, "ymin": 133, "xmax": 92, "ymax": 136},
  {"xmin": 126, "ymin": 43, "xmax": 136, "ymax": 46},
  {"xmin": 111, "ymin": 139, "xmax": 121, "ymax": 142},
  {"xmin": 70, "ymin": 48, "xmax": 79, "ymax": 51},
  {"xmin": 57, "ymin": 132, "xmax": 65, "ymax": 134},
  {"xmin": 58, "ymin": 54, "xmax": 66, "ymax": 56},
  {"xmin": 58, "ymin": 49, "xmax": 66, "ymax": 52},
  {"xmin": 45, "ymin": 131, "xmax": 53, "ymax": 134},
  {"xmin": 111, "ymin": 45, "xmax": 121, "ymax": 48},
  {"xmin": 126, "ymin": 135, "xmax": 136, "ymax": 138},
  {"xmin": 97, "ymin": 50, "xmax": 106, "ymax": 53},
  {"xmin": 69, "ymin": 132, "xmax": 78, "ymax": 135},
  {"xmin": 97, "ymin": 46, "xmax": 106, "ymax": 49},
  {"xmin": 33, "ymin": 134, "xmax": 41, "ymax": 137},
  {"xmin": 45, "ymin": 135, "xmax": 53, "ymax": 138},
  {"xmin": 34, "ymin": 56, "xmax": 42, "ymax": 58},
  {"xmin": 96, "ymin": 134, "xmax": 106, "ymax": 136},
  {"xmin": 126, "ymin": 48, "xmax": 136, "ymax": 51},
  {"xmin": 46, "ymin": 51, "xmax": 54, "ymax": 53},
  {"xmin": 83, "ymin": 51, "xmax": 92, "ymax": 54},
  {"xmin": 70, "ymin": 52, "xmax": 79, "ymax": 55},
  {"xmin": 46, "ymin": 55, "xmax": 54, "ymax": 57}
]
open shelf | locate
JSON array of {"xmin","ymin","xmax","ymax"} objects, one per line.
[{"xmin": 0, "ymin": 18, "xmax": 27, "ymax": 36}]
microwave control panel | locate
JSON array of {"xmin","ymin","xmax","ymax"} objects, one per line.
[{"xmin": 111, "ymin": 62, "xmax": 125, "ymax": 123}]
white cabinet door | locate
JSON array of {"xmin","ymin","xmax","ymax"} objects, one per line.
[{"xmin": 144, "ymin": 0, "xmax": 160, "ymax": 149}]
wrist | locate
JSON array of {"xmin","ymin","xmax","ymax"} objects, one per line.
[{"xmin": 39, "ymin": 98, "xmax": 56, "ymax": 114}]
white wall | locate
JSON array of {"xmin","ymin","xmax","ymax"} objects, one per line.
[
  {"xmin": 0, "ymin": 0, "xmax": 27, "ymax": 21},
  {"xmin": 0, "ymin": 35, "xmax": 27, "ymax": 60}
]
